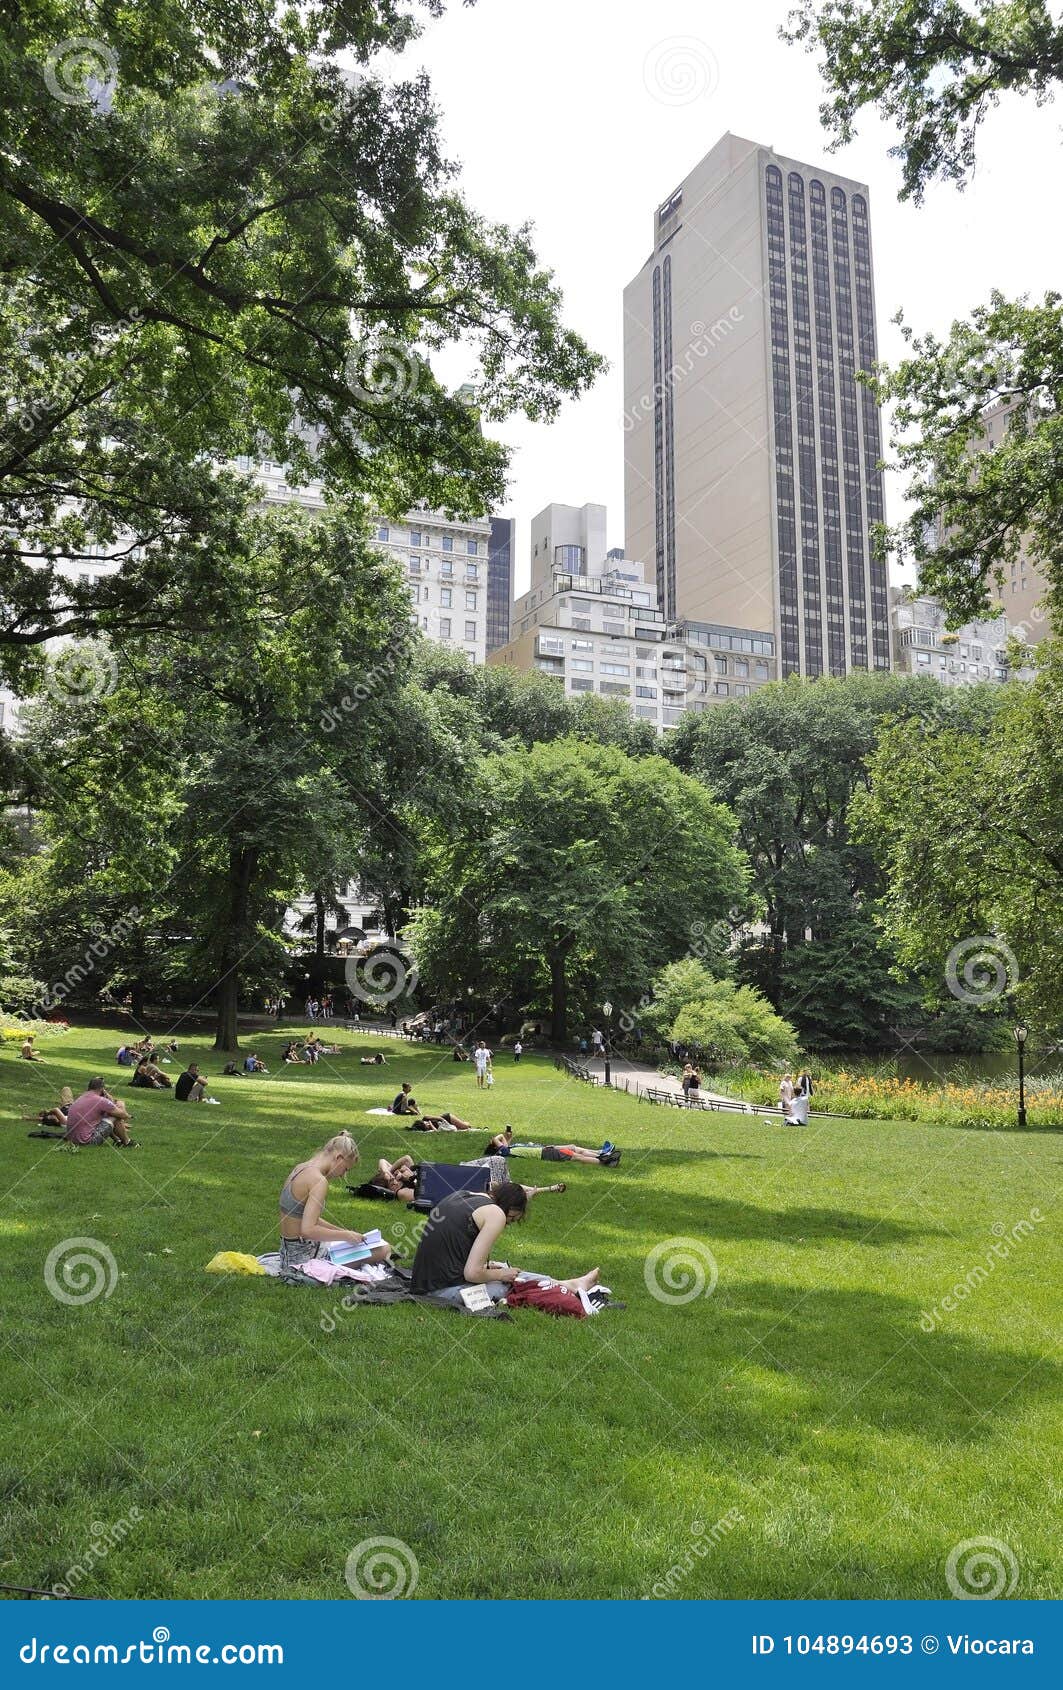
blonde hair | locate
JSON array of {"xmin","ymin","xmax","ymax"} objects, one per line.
[{"xmin": 321, "ymin": 1131, "xmax": 359, "ymax": 1165}]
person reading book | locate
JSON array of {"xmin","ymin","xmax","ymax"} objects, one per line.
[
  {"xmin": 409, "ymin": 1183, "xmax": 600, "ymax": 1308},
  {"xmin": 278, "ymin": 1133, "xmax": 392, "ymax": 1283}
]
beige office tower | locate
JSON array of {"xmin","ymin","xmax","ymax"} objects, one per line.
[{"xmin": 623, "ymin": 133, "xmax": 892, "ymax": 677}]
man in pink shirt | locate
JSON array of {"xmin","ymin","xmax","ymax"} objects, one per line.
[{"xmin": 64, "ymin": 1077, "xmax": 137, "ymax": 1147}]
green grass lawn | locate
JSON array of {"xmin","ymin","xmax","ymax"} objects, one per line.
[{"xmin": 1, "ymin": 1024, "xmax": 1059, "ymax": 1601}]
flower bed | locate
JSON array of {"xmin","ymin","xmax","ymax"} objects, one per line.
[{"xmin": 717, "ymin": 1064, "xmax": 1063, "ymax": 1130}]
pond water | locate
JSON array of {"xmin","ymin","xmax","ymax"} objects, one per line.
[{"xmin": 831, "ymin": 1049, "xmax": 1060, "ymax": 1086}]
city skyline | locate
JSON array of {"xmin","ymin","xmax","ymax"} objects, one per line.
[{"xmin": 401, "ymin": 0, "xmax": 1061, "ymax": 598}]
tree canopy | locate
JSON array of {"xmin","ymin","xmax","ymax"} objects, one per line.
[{"xmin": 1, "ymin": 1, "xmax": 602, "ymax": 678}]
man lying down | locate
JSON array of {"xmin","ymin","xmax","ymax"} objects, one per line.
[{"xmin": 409, "ymin": 1179, "xmax": 601, "ymax": 1310}]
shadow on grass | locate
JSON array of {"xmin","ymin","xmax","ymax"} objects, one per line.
[
  {"xmin": 696, "ymin": 1276, "xmax": 1061, "ymax": 1442},
  {"xmin": 580, "ymin": 1193, "xmax": 940, "ymax": 1247}
]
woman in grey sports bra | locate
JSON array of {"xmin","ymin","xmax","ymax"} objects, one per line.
[{"xmin": 279, "ymin": 1132, "xmax": 392, "ymax": 1283}]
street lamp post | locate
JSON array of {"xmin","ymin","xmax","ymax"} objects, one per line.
[
  {"xmin": 1015, "ymin": 1023, "xmax": 1028, "ymax": 1128},
  {"xmin": 602, "ymin": 1000, "xmax": 613, "ymax": 1087}
]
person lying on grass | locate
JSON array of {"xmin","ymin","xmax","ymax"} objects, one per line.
[
  {"xmin": 409, "ymin": 1182, "xmax": 599, "ymax": 1307},
  {"xmin": 359, "ymin": 1053, "xmax": 387, "ymax": 1065},
  {"xmin": 352, "ymin": 1155, "xmax": 566, "ymax": 1204},
  {"xmin": 482, "ymin": 1129, "xmax": 621, "ymax": 1166},
  {"xmin": 279, "ymin": 1132, "xmax": 392, "ymax": 1281},
  {"xmin": 406, "ymin": 1111, "xmax": 475, "ymax": 1132},
  {"xmin": 24, "ymin": 1086, "xmax": 73, "ymax": 1129},
  {"xmin": 64, "ymin": 1077, "xmax": 138, "ymax": 1147}
]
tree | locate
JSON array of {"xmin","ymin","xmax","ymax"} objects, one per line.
[
  {"xmin": 405, "ymin": 739, "xmax": 748, "ymax": 1043},
  {"xmin": 1, "ymin": 1, "xmax": 602, "ymax": 677},
  {"xmin": 668, "ymin": 673, "xmax": 1003, "ymax": 1047},
  {"xmin": 671, "ymin": 984, "xmax": 798, "ymax": 1069},
  {"xmin": 784, "ymin": 0, "xmax": 1063, "ymax": 202},
  {"xmin": 785, "ymin": 0, "xmax": 1063, "ymax": 625},
  {"xmin": 852, "ymin": 642, "xmax": 1063, "ymax": 1033},
  {"xmin": 11, "ymin": 500, "xmax": 417, "ymax": 1049}
]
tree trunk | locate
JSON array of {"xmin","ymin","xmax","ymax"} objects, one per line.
[
  {"xmin": 130, "ymin": 978, "xmax": 146, "ymax": 1024},
  {"xmin": 308, "ymin": 888, "xmax": 327, "ymax": 995},
  {"xmin": 213, "ymin": 843, "xmax": 258, "ymax": 1051},
  {"xmin": 213, "ymin": 973, "xmax": 240, "ymax": 1053},
  {"xmin": 549, "ymin": 948, "xmax": 568, "ymax": 1045}
]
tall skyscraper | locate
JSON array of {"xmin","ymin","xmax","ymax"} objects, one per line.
[
  {"xmin": 623, "ymin": 133, "xmax": 892, "ymax": 677},
  {"xmin": 486, "ymin": 515, "xmax": 515, "ymax": 654}
]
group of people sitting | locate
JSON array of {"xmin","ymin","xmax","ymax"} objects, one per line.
[
  {"xmin": 278, "ymin": 1133, "xmax": 603, "ymax": 1308},
  {"xmin": 117, "ymin": 1037, "xmax": 178, "ymax": 1069},
  {"xmin": 280, "ymin": 1034, "xmax": 339, "ymax": 1065},
  {"xmin": 27, "ymin": 1076, "xmax": 140, "ymax": 1146}
]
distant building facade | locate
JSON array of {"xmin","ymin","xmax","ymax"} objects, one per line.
[
  {"xmin": 623, "ymin": 132, "xmax": 892, "ymax": 678},
  {"xmin": 488, "ymin": 501, "xmax": 776, "ymax": 728}
]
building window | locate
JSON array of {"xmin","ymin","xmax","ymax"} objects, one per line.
[
  {"xmin": 440, "ymin": 617, "xmax": 451, "ymax": 638},
  {"xmin": 408, "ymin": 584, "xmax": 419, "ymax": 604},
  {"xmin": 570, "ymin": 659, "xmax": 594, "ymax": 673},
  {"xmin": 464, "ymin": 620, "xmax": 477, "ymax": 641},
  {"xmin": 714, "ymin": 681, "xmax": 729, "ymax": 695},
  {"xmin": 377, "ymin": 525, "xmax": 389, "ymax": 542},
  {"xmin": 440, "ymin": 588, "xmax": 452, "ymax": 608},
  {"xmin": 467, "ymin": 539, "xmax": 479, "ymax": 556},
  {"xmin": 601, "ymin": 663, "xmax": 630, "ymax": 677},
  {"xmin": 636, "ymin": 685, "xmax": 657, "ymax": 699},
  {"xmin": 441, "ymin": 561, "xmax": 454, "ymax": 577},
  {"xmin": 441, "ymin": 535, "xmax": 454, "ymax": 552},
  {"xmin": 409, "ymin": 531, "xmax": 421, "ymax": 547},
  {"xmin": 569, "ymin": 677, "xmax": 593, "ymax": 692},
  {"xmin": 465, "ymin": 591, "xmax": 478, "ymax": 610}
]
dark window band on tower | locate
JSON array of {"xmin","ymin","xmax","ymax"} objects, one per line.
[
  {"xmin": 662, "ymin": 255, "xmax": 677, "ymax": 621},
  {"xmin": 852, "ymin": 194, "xmax": 891, "ymax": 669},
  {"xmin": 651, "ymin": 264, "xmax": 666, "ymax": 612},
  {"xmin": 787, "ymin": 171, "xmax": 823, "ymax": 677},
  {"xmin": 810, "ymin": 180, "xmax": 847, "ymax": 678},
  {"xmin": 766, "ymin": 165, "xmax": 800, "ymax": 677},
  {"xmin": 831, "ymin": 186, "xmax": 869, "ymax": 670}
]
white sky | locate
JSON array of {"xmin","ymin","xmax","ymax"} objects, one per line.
[{"xmin": 403, "ymin": 0, "xmax": 1062, "ymax": 595}]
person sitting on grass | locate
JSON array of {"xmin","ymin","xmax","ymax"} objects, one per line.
[
  {"xmin": 483, "ymin": 1128, "xmax": 621, "ymax": 1166},
  {"xmin": 389, "ymin": 1082, "xmax": 420, "ymax": 1116},
  {"xmin": 64, "ymin": 1077, "xmax": 138, "ymax": 1147},
  {"xmin": 116, "ymin": 1043, "xmax": 135, "ymax": 1067},
  {"xmin": 175, "ymin": 1063, "xmax": 209, "ymax": 1103},
  {"xmin": 359, "ymin": 1053, "xmax": 386, "ymax": 1065},
  {"xmin": 243, "ymin": 1052, "xmax": 269, "ymax": 1074},
  {"xmin": 280, "ymin": 1042, "xmax": 301, "ymax": 1064},
  {"xmin": 409, "ymin": 1182, "xmax": 599, "ymax": 1307},
  {"xmin": 452, "ymin": 1044, "xmax": 469, "ymax": 1062},
  {"xmin": 279, "ymin": 1132, "xmax": 392, "ymax": 1282},
  {"xmin": 303, "ymin": 1034, "xmax": 324, "ymax": 1064},
  {"xmin": 142, "ymin": 1056, "xmax": 172, "ymax": 1088},
  {"xmin": 21, "ymin": 1035, "xmax": 43, "ymax": 1062},
  {"xmin": 407, "ymin": 1111, "xmax": 475, "ymax": 1132},
  {"xmin": 131, "ymin": 1055, "xmax": 167, "ymax": 1090}
]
